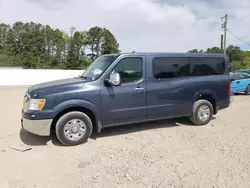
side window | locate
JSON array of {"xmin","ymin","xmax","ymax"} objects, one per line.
[
  {"xmin": 152, "ymin": 57, "xmax": 190, "ymax": 79},
  {"xmin": 231, "ymin": 74, "xmax": 242, "ymax": 81},
  {"xmin": 189, "ymin": 57, "xmax": 225, "ymax": 76},
  {"xmin": 241, "ymin": 74, "xmax": 250, "ymax": 79},
  {"xmin": 112, "ymin": 57, "xmax": 143, "ymax": 84},
  {"xmin": 152, "ymin": 56, "xmax": 225, "ymax": 79}
]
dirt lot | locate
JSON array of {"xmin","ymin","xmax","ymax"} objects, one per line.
[{"xmin": 0, "ymin": 87, "xmax": 250, "ymax": 188}]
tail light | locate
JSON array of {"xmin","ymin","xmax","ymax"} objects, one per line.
[{"xmin": 228, "ymin": 81, "xmax": 231, "ymax": 95}]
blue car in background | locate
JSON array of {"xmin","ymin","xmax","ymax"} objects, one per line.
[
  {"xmin": 230, "ymin": 72, "xmax": 250, "ymax": 95},
  {"xmin": 234, "ymin": 69, "xmax": 250, "ymax": 75}
]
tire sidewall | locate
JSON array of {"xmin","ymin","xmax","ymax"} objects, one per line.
[
  {"xmin": 194, "ymin": 100, "xmax": 213, "ymax": 125},
  {"xmin": 56, "ymin": 111, "xmax": 93, "ymax": 146},
  {"xmin": 246, "ymin": 85, "xmax": 250, "ymax": 95}
]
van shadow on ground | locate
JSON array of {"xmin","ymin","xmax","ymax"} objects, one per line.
[
  {"xmin": 19, "ymin": 117, "xmax": 216, "ymax": 147},
  {"xmin": 90, "ymin": 117, "xmax": 209, "ymax": 139},
  {"xmin": 19, "ymin": 128, "xmax": 60, "ymax": 146}
]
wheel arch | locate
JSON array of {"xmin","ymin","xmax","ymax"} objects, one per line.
[
  {"xmin": 51, "ymin": 99, "xmax": 102, "ymax": 134},
  {"xmin": 193, "ymin": 91, "xmax": 218, "ymax": 115}
]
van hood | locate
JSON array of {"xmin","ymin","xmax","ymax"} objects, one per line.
[{"xmin": 28, "ymin": 77, "xmax": 86, "ymax": 97}]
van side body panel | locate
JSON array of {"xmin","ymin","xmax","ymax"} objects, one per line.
[{"xmin": 145, "ymin": 54, "xmax": 230, "ymax": 120}]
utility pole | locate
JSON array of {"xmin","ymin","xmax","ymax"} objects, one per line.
[
  {"xmin": 220, "ymin": 34, "xmax": 224, "ymax": 51},
  {"xmin": 221, "ymin": 14, "xmax": 227, "ymax": 54}
]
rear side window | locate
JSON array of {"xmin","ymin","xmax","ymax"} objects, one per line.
[
  {"xmin": 242, "ymin": 74, "xmax": 250, "ymax": 79},
  {"xmin": 189, "ymin": 57, "xmax": 225, "ymax": 76},
  {"xmin": 230, "ymin": 74, "xmax": 242, "ymax": 80},
  {"xmin": 152, "ymin": 57, "xmax": 225, "ymax": 79},
  {"xmin": 152, "ymin": 57, "xmax": 190, "ymax": 79}
]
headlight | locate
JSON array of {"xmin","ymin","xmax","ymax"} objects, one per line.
[{"xmin": 29, "ymin": 99, "xmax": 46, "ymax": 111}]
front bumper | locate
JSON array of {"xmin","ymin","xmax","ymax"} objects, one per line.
[{"xmin": 21, "ymin": 118, "xmax": 52, "ymax": 136}]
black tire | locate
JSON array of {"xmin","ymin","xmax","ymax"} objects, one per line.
[
  {"xmin": 245, "ymin": 85, "xmax": 250, "ymax": 95},
  {"xmin": 55, "ymin": 111, "xmax": 93, "ymax": 146},
  {"xmin": 189, "ymin": 99, "xmax": 213, "ymax": 126}
]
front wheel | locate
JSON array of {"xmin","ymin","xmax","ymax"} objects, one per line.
[
  {"xmin": 55, "ymin": 111, "xmax": 93, "ymax": 146},
  {"xmin": 189, "ymin": 99, "xmax": 213, "ymax": 126},
  {"xmin": 245, "ymin": 85, "xmax": 250, "ymax": 95}
]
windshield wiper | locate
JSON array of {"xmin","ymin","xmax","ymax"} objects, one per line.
[{"xmin": 78, "ymin": 75, "xmax": 90, "ymax": 79}]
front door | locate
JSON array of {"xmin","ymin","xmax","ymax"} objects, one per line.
[
  {"xmin": 101, "ymin": 56, "xmax": 146, "ymax": 126},
  {"xmin": 240, "ymin": 73, "xmax": 250, "ymax": 91},
  {"xmin": 231, "ymin": 73, "xmax": 244, "ymax": 92}
]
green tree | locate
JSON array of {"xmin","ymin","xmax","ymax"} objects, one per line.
[
  {"xmin": 225, "ymin": 45, "xmax": 243, "ymax": 71},
  {"xmin": 61, "ymin": 30, "xmax": 70, "ymax": 63},
  {"xmin": 79, "ymin": 31, "xmax": 88, "ymax": 58},
  {"xmin": 231, "ymin": 51, "xmax": 250, "ymax": 71},
  {"xmin": 86, "ymin": 26, "xmax": 104, "ymax": 59},
  {"xmin": 226, "ymin": 45, "xmax": 243, "ymax": 62},
  {"xmin": 52, "ymin": 29, "xmax": 67, "ymax": 67},
  {"xmin": 188, "ymin": 49, "xmax": 199, "ymax": 53},
  {"xmin": 242, "ymin": 52, "xmax": 250, "ymax": 69},
  {"xmin": 206, "ymin": 47, "xmax": 222, "ymax": 54},
  {"xmin": 66, "ymin": 31, "xmax": 84, "ymax": 69},
  {"xmin": 0, "ymin": 23, "xmax": 10, "ymax": 51},
  {"xmin": 101, "ymin": 28, "xmax": 120, "ymax": 54},
  {"xmin": 0, "ymin": 21, "xmax": 121, "ymax": 69},
  {"xmin": 70, "ymin": 26, "xmax": 76, "ymax": 38}
]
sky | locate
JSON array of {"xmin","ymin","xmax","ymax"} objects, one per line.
[{"xmin": 0, "ymin": 0, "xmax": 250, "ymax": 52}]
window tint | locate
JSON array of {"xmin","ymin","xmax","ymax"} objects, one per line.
[
  {"xmin": 190, "ymin": 57, "xmax": 225, "ymax": 76},
  {"xmin": 152, "ymin": 57, "xmax": 225, "ymax": 79},
  {"xmin": 112, "ymin": 57, "xmax": 142, "ymax": 84},
  {"xmin": 152, "ymin": 57, "xmax": 190, "ymax": 79},
  {"xmin": 231, "ymin": 74, "xmax": 242, "ymax": 81},
  {"xmin": 82, "ymin": 55, "xmax": 118, "ymax": 80},
  {"xmin": 241, "ymin": 74, "xmax": 250, "ymax": 79}
]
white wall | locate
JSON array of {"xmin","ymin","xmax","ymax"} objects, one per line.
[{"xmin": 0, "ymin": 69, "xmax": 85, "ymax": 86}]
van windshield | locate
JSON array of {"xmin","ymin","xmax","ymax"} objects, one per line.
[{"xmin": 80, "ymin": 55, "xmax": 118, "ymax": 81}]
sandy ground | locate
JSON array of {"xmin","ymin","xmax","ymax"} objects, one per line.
[{"xmin": 0, "ymin": 87, "xmax": 250, "ymax": 188}]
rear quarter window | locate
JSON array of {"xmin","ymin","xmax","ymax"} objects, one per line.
[
  {"xmin": 152, "ymin": 56, "xmax": 226, "ymax": 79},
  {"xmin": 189, "ymin": 57, "xmax": 225, "ymax": 76}
]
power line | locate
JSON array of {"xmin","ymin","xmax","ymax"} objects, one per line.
[{"xmin": 227, "ymin": 29, "xmax": 250, "ymax": 46}]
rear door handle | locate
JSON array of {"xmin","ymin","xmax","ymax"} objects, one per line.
[
  {"xmin": 135, "ymin": 87, "xmax": 145, "ymax": 92},
  {"xmin": 237, "ymin": 81, "xmax": 240, "ymax": 84}
]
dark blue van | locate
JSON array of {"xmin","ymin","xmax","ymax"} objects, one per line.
[{"xmin": 21, "ymin": 52, "xmax": 231, "ymax": 146}]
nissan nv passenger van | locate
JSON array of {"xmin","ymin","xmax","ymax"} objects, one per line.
[{"xmin": 22, "ymin": 52, "xmax": 231, "ymax": 146}]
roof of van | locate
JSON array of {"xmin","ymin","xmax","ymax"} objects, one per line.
[
  {"xmin": 103, "ymin": 52, "xmax": 228, "ymax": 58},
  {"xmin": 127, "ymin": 52, "xmax": 227, "ymax": 57}
]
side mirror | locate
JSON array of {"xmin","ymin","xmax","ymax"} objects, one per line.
[{"xmin": 106, "ymin": 72, "xmax": 121, "ymax": 86}]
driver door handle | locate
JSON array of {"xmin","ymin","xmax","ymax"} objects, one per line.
[
  {"xmin": 135, "ymin": 87, "xmax": 145, "ymax": 92},
  {"xmin": 237, "ymin": 81, "xmax": 240, "ymax": 84}
]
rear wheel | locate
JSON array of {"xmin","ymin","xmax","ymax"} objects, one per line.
[
  {"xmin": 55, "ymin": 111, "xmax": 93, "ymax": 146},
  {"xmin": 189, "ymin": 99, "xmax": 213, "ymax": 126},
  {"xmin": 245, "ymin": 85, "xmax": 250, "ymax": 95}
]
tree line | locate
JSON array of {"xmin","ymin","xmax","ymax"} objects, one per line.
[
  {"xmin": 1, "ymin": 21, "xmax": 249, "ymax": 71},
  {"xmin": 0, "ymin": 22, "xmax": 120, "ymax": 69},
  {"xmin": 188, "ymin": 46, "xmax": 250, "ymax": 71}
]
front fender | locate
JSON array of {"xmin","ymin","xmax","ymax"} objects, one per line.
[
  {"xmin": 53, "ymin": 99, "xmax": 97, "ymax": 114},
  {"xmin": 52, "ymin": 99, "xmax": 103, "ymax": 133}
]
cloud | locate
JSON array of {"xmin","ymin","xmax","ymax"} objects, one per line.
[
  {"xmin": 0, "ymin": 0, "xmax": 250, "ymax": 52},
  {"xmin": 26, "ymin": 0, "xmax": 72, "ymax": 9}
]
